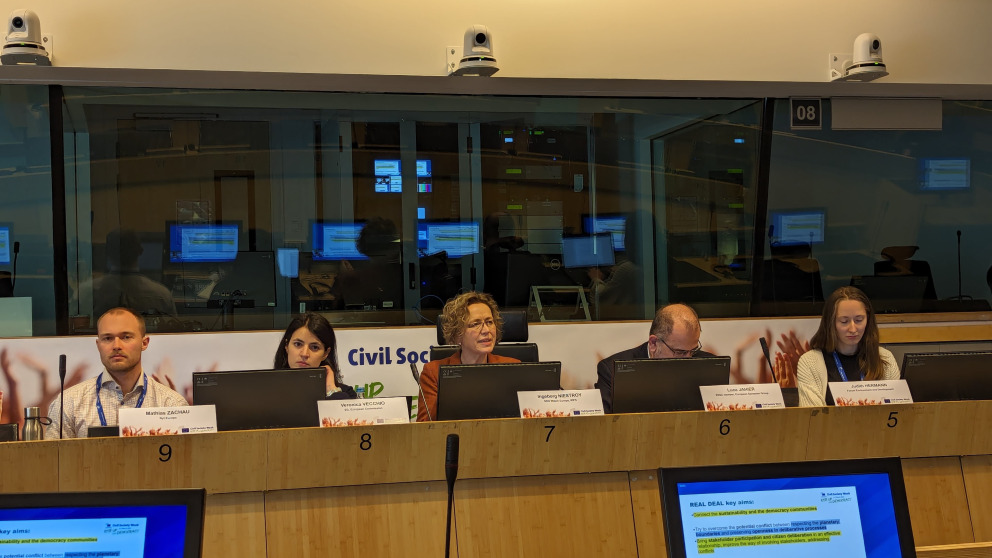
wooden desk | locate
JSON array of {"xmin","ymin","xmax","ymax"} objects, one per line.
[{"xmin": 1, "ymin": 403, "xmax": 990, "ymax": 557}]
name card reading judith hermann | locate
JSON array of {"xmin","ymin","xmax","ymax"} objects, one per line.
[
  {"xmin": 699, "ymin": 384, "xmax": 786, "ymax": 411},
  {"xmin": 117, "ymin": 405, "xmax": 218, "ymax": 437},
  {"xmin": 517, "ymin": 390, "xmax": 604, "ymax": 418},
  {"xmin": 318, "ymin": 397, "xmax": 410, "ymax": 427},
  {"xmin": 828, "ymin": 380, "xmax": 913, "ymax": 406}
]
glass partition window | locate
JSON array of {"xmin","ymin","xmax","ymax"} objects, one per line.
[
  {"xmin": 0, "ymin": 85, "xmax": 54, "ymax": 335},
  {"xmin": 0, "ymin": 82, "xmax": 988, "ymax": 335},
  {"xmin": 765, "ymin": 99, "xmax": 992, "ymax": 316}
]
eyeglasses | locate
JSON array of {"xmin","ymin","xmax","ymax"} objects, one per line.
[
  {"xmin": 655, "ymin": 336, "xmax": 702, "ymax": 358},
  {"xmin": 465, "ymin": 318, "xmax": 496, "ymax": 332}
]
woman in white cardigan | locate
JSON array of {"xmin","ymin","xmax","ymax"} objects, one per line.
[{"xmin": 797, "ymin": 286, "xmax": 900, "ymax": 407}]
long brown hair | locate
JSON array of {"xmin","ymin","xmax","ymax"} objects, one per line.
[{"xmin": 809, "ymin": 286, "xmax": 883, "ymax": 380}]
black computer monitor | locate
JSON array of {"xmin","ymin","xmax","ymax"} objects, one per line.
[
  {"xmin": 192, "ymin": 368, "xmax": 326, "ymax": 431},
  {"xmin": 901, "ymin": 351, "xmax": 992, "ymax": 402},
  {"xmin": 658, "ymin": 457, "xmax": 916, "ymax": 558},
  {"xmin": 436, "ymin": 361, "xmax": 562, "ymax": 420},
  {"xmin": 205, "ymin": 251, "xmax": 278, "ymax": 309},
  {"xmin": 611, "ymin": 357, "xmax": 731, "ymax": 414},
  {"xmin": 851, "ymin": 275, "xmax": 929, "ymax": 314},
  {"xmin": 0, "ymin": 488, "xmax": 206, "ymax": 557}
]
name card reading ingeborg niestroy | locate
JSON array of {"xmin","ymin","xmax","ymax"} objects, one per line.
[{"xmin": 517, "ymin": 390, "xmax": 604, "ymax": 418}]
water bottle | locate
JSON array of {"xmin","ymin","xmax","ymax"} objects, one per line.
[{"xmin": 21, "ymin": 407, "xmax": 45, "ymax": 441}]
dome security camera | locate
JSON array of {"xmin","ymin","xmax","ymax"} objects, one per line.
[
  {"xmin": 2, "ymin": 9, "xmax": 51, "ymax": 66},
  {"xmin": 451, "ymin": 24, "xmax": 498, "ymax": 76},
  {"xmin": 829, "ymin": 32, "xmax": 887, "ymax": 82}
]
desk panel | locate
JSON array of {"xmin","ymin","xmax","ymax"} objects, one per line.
[
  {"xmin": 265, "ymin": 481, "xmax": 448, "ymax": 557},
  {"xmin": 902, "ymin": 457, "xmax": 974, "ymax": 546},
  {"xmin": 203, "ymin": 492, "xmax": 266, "ymax": 558},
  {"xmin": 453, "ymin": 473, "xmax": 638, "ymax": 557},
  {"xmin": 610, "ymin": 408, "xmax": 811, "ymax": 468},
  {"xmin": 0, "ymin": 440, "xmax": 59, "ymax": 492},
  {"xmin": 962, "ymin": 456, "xmax": 992, "ymax": 541},
  {"xmin": 58, "ymin": 430, "xmax": 266, "ymax": 493},
  {"xmin": 806, "ymin": 402, "xmax": 992, "ymax": 460},
  {"xmin": 629, "ymin": 470, "xmax": 667, "ymax": 558}
]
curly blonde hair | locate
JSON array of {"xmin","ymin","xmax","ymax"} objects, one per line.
[{"xmin": 441, "ymin": 291, "xmax": 504, "ymax": 345}]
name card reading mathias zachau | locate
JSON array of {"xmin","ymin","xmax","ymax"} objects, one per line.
[{"xmin": 118, "ymin": 405, "xmax": 218, "ymax": 436}]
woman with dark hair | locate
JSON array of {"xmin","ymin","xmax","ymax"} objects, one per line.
[
  {"xmin": 796, "ymin": 286, "xmax": 899, "ymax": 406},
  {"xmin": 416, "ymin": 291, "xmax": 519, "ymax": 421},
  {"xmin": 274, "ymin": 312, "xmax": 357, "ymax": 399}
]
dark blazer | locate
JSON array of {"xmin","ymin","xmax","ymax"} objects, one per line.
[{"xmin": 595, "ymin": 342, "xmax": 716, "ymax": 414}]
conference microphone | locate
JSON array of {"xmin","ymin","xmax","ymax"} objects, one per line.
[
  {"xmin": 445, "ymin": 433, "xmax": 459, "ymax": 488},
  {"xmin": 410, "ymin": 362, "xmax": 432, "ymax": 422},
  {"xmin": 758, "ymin": 338, "xmax": 777, "ymax": 383},
  {"xmin": 58, "ymin": 354, "xmax": 66, "ymax": 439},
  {"xmin": 444, "ymin": 433, "xmax": 460, "ymax": 558}
]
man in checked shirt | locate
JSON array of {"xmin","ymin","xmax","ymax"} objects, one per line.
[{"xmin": 46, "ymin": 307, "xmax": 188, "ymax": 439}]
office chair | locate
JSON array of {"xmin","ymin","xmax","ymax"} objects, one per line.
[
  {"xmin": 874, "ymin": 245, "xmax": 937, "ymax": 301},
  {"xmin": 429, "ymin": 308, "xmax": 539, "ymax": 362},
  {"xmin": 759, "ymin": 243, "xmax": 824, "ymax": 315}
]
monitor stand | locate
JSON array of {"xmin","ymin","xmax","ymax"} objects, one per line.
[{"xmin": 528, "ymin": 285, "xmax": 591, "ymax": 322}]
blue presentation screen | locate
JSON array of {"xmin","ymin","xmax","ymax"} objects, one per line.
[
  {"xmin": 0, "ymin": 504, "xmax": 188, "ymax": 557},
  {"xmin": 417, "ymin": 221, "xmax": 480, "ymax": 258},
  {"xmin": 665, "ymin": 469, "xmax": 909, "ymax": 557},
  {"xmin": 0, "ymin": 226, "xmax": 9, "ymax": 264},
  {"xmin": 770, "ymin": 210, "xmax": 825, "ymax": 246},
  {"xmin": 312, "ymin": 222, "xmax": 368, "ymax": 261},
  {"xmin": 919, "ymin": 158, "xmax": 970, "ymax": 190},
  {"xmin": 169, "ymin": 224, "xmax": 239, "ymax": 263},
  {"xmin": 582, "ymin": 215, "xmax": 626, "ymax": 251}
]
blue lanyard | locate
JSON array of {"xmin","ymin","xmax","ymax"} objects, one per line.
[
  {"xmin": 95, "ymin": 372, "xmax": 148, "ymax": 427},
  {"xmin": 832, "ymin": 352, "xmax": 864, "ymax": 382}
]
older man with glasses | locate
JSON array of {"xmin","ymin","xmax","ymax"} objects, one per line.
[{"xmin": 595, "ymin": 303, "xmax": 716, "ymax": 414}]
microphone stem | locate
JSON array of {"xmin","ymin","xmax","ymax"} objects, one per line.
[{"xmin": 444, "ymin": 490, "xmax": 454, "ymax": 558}]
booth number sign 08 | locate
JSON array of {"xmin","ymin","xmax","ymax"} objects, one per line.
[{"xmin": 790, "ymin": 98, "xmax": 822, "ymax": 130}]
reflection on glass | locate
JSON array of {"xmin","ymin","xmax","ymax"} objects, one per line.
[{"xmin": 0, "ymin": 85, "xmax": 973, "ymax": 335}]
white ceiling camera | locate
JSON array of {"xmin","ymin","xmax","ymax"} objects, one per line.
[
  {"xmin": 451, "ymin": 24, "xmax": 498, "ymax": 76},
  {"xmin": 829, "ymin": 33, "xmax": 887, "ymax": 82},
  {"xmin": 1, "ymin": 9, "xmax": 51, "ymax": 66}
]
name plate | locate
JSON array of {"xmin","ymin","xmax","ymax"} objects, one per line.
[
  {"xmin": 118, "ymin": 405, "xmax": 218, "ymax": 436},
  {"xmin": 517, "ymin": 390, "xmax": 604, "ymax": 418},
  {"xmin": 700, "ymin": 383, "xmax": 786, "ymax": 411},
  {"xmin": 828, "ymin": 380, "xmax": 914, "ymax": 406},
  {"xmin": 318, "ymin": 397, "xmax": 410, "ymax": 427}
]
